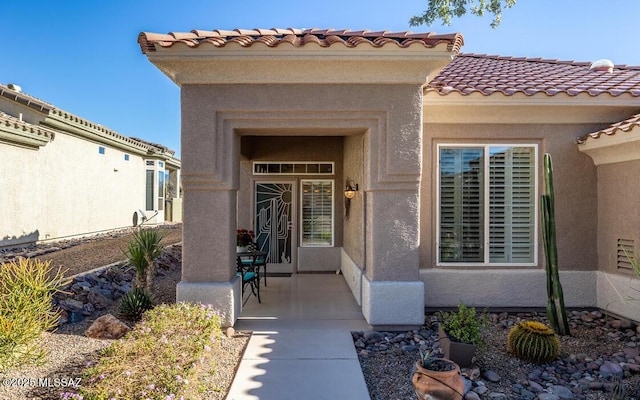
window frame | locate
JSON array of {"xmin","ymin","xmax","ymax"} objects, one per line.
[
  {"xmin": 436, "ymin": 143, "xmax": 538, "ymax": 267},
  {"xmin": 299, "ymin": 179, "xmax": 335, "ymax": 248}
]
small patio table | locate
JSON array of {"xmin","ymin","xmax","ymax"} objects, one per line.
[{"xmin": 237, "ymin": 250, "xmax": 267, "ymax": 288}]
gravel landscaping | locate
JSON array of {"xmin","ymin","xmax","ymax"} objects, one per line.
[{"xmin": 356, "ymin": 311, "xmax": 640, "ymax": 399}]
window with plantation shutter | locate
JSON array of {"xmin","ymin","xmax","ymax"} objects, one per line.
[
  {"xmin": 438, "ymin": 145, "xmax": 537, "ymax": 266},
  {"xmin": 301, "ymin": 180, "xmax": 334, "ymax": 247}
]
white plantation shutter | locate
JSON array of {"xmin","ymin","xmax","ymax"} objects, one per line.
[
  {"xmin": 489, "ymin": 147, "xmax": 535, "ymax": 263},
  {"xmin": 439, "ymin": 148, "xmax": 484, "ymax": 262},
  {"xmin": 439, "ymin": 145, "xmax": 536, "ymax": 265},
  {"xmin": 301, "ymin": 180, "xmax": 334, "ymax": 246}
]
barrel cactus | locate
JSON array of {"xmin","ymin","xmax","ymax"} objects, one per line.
[{"xmin": 507, "ymin": 321, "xmax": 560, "ymax": 363}]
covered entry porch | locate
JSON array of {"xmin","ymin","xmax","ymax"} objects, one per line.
[{"xmin": 138, "ymin": 28, "xmax": 464, "ymax": 328}]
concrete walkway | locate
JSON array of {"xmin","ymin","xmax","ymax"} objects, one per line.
[{"xmin": 228, "ymin": 274, "xmax": 372, "ymax": 400}]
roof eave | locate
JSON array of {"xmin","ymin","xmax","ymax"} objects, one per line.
[
  {"xmin": 578, "ymin": 125, "xmax": 640, "ymax": 165},
  {"xmin": 423, "ymin": 92, "xmax": 640, "ymax": 124}
]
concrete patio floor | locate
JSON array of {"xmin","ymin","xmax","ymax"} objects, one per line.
[{"xmin": 228, "ymin": 273, "xmax": 372, "ymax": 400}]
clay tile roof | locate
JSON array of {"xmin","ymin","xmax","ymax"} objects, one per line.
[
  {"xmin": 426, "ymin": 54, "xmax": 640, "ymax": 97},
  {"xmin": 138, "ymin": 28, "xmax": 464, "ymax": 53},
  {"xmin": 577, "ymin": 113, "xmax": 640, "ymax": 144}
]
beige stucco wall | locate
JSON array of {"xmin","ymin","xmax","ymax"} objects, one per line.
[
  {"xmin": 596, "ymin": 159, "xmax": 640, "ymax": 273},
  {"xmin": 1, "ymin": 132, "xmax": 151, "ymax": 247},
  {"xmin": 179, "ymin": 82, "xmax": 426, "ymax": 325},
  {"xmin": 343, "ymin": 134, "xmax": 365, "ymax": 268},
  {"xmin": 592, "ymin": 159, "xmax": 640, "ymax": 321}
]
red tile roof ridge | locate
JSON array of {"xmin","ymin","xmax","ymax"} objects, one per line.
[
  {"xmin": 458, "ymin": 53, "xmax": 640, "ymax": 70},
  {"xmin": 578, "ymin": 113, "xmax": 640, "ymax": 144},
  {"xmin": 138, "ymin": 28, "xmax": 464, "ymax": 53}
]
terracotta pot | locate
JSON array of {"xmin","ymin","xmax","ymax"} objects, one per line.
[
  {"xmin": 438, "ymin": 326, "xmax": 476, "ymax": 368},
  {"xmin": 412, "ymin": 359, "xmax": 464, "ymax": 400}
]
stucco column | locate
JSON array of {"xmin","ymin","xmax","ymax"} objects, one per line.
[
  {"xmin": 176, "ymin": 86, "xmax": 242, "ymax": 326},
  {"xmin": 360, "ymin": 86, "xmax": 424, "ymax": 327},
  {"xmin": 176, "ymin": 188, "xmax": 241, "ymax": 327}
]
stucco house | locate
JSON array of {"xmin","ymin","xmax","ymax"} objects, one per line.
[
  {"xmin": 0, "ymin": 83, "xmax": 181, "ymax": 249},
  {"xmin": 138, "ymin": 28, "xmax": 640, "ymax": 328}
]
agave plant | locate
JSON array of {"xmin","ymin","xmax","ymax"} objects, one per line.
[{"xmin": 119, "ymin": 287, "xmax": 154, "ymax": 321}]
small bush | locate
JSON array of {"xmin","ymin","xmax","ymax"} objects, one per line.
[
  {"xmin": 119, "ymin": 287, "xmax": 155, "ymax": 322},
  {"xmin": 439, "ymin": 303, "xmax": 487, "ymax": 345},
  {"xmin": 0, "ymin": 258, "xmax": 68, "ymax": 372},
  {"xmin": 79, "ymin": 303, "xmax": 222, "ymax": 400}
]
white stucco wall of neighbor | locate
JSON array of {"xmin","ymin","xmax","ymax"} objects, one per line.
[{"xmin": 0, "ymin": 132, "xmax": 148, "ymax": 247}]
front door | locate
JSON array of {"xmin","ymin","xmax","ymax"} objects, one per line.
[{"xmin": 254, "ymin": 182, "xmax": 295, "ymax": 273}]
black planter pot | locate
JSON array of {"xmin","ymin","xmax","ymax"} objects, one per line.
[{"xmin": 438, "ymin": 326, "xmax": 476, "ymax": 368}]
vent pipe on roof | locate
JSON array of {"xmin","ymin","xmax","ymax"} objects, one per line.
[
  {"xmin": 589, "ymin": 59, "xmax": 614, "ymax": 73},
  {"xmin": 7, "ymin": 83, "xmax": 22, "ymax": 92}
]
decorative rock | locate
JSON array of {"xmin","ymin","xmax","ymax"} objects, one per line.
[
  {"xmin": 88, "ymin": 287, "xmax": 110, "ymax": 309},
  {"xmin": 599, "ymin": 361, "xmax": 623, "ymax": 378},
  {"xmin": 482, "ymin": 370, "xmax": 501, "ymax": 383},
  {"xmin": 537, "ymin": 394, "xmax": 559, "ymax": 400},
  {"xmin": 225, "ymin": 327, "xmax": 235, "ymax": 338},
  {"xmin": 85, "ymin": 314, "xmax": 131, "ymax": 339},
  {"xmin": 549, "ymin": 385, "xmax": 574, "ymax": 399},
  {"xmin": 364, "ymin": 331, "xmax": 385, "ymax": 342},
  {"xmin": 64, "ymin": 298, "xmax": 85, "ymax": 311},
  {"xmin": 528, "ymin": 380, "xmax": 544, "ymax": 393},
  {"xmin": 464, "ymin": 391, "xmax": 481, "ymax": 400}
]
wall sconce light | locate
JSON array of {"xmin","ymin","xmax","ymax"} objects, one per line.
[
  {"xmin": 344, "ymin": 179, "xmax": 359, "ymax": 219},
  {"xmin": 344, "ymin": 179, "xmax": 359, "ymax": 199}
]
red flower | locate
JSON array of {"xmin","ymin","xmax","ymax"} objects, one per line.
[{"xmin": 237, "ymin": 229, "xmax": 254, "ymax": 246}]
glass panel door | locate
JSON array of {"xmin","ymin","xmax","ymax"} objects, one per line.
[{"xmin": 255, "ymin": 182, "xmax": 295, "ymax": 273}]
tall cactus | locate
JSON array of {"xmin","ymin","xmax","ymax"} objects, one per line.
[{"xmin": 540, "ymin": 153, "xmax": 571, "ymax": 336}]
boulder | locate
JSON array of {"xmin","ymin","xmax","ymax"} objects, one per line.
[{"xmin": 85, "ymin": 314, "xmax": 130, "ymax": 339}]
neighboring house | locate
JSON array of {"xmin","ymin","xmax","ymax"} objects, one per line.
[
  {"xmin": 138, "ymin": 28, "xmax": 640, "ymax": 327},
  {"xmin": 0, "ymin": 83, "xmax": 181, "ymax": 249}
]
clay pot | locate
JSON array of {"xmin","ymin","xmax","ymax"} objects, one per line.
[{"xmin": 412, "ymin": 359, "xmax": 464, "ymax": 400}]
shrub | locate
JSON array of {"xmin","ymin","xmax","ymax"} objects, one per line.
[
  {"xmin": 125, "ymin": 228, "xmax": 165, "ymax": 292},
  {"xmin": 0, "ymin": 258, "xmax": 68, "ymax": 372},
  {"xmin": 439, "ymin": 303, "xmax": 487, "ymax": 345},
  {"xmin": 119, "ymin": 287, "xmax": 155, "ymax": 322},
  {"xmin": 507, "ymin": 320, "xmax": 560, "ymax": 363},
  {"xmin": 79, "ymin": 303, "xmax": 222, "ymax": 400}
]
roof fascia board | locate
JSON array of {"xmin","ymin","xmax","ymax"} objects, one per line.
[
  {"xmin": 578, "ymin": 126, "xmax": 640, "ymax": 165},
  {"xmin": 0, "ymin": 88, "xmax": 52, "ymax": 114},
  {"xmin": 42, "ymin": 113, "xmax": 152, "ymax": 155},
  {"xmin": 424, "ymin": 94, "xmax": 640, "ymax": 124},
  {"xmin": 0, "ymin": 128, "xmax": 52, "ymax": 149},
  {"xmin": 0, "ymin": 115, "xmax": 54, "ymax": 149},
  {"xmin": 148, "ymin": 54, "xmax": 454, "ymax": 85}
]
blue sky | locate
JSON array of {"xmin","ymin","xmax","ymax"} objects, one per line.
[{"xmin": 2, "ymin": 0, "xmax": 639, "ymax": 158}]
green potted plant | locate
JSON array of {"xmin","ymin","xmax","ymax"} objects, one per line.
[
  {"xmin": 437, "ymin": 303, "xmax": 487, "ymax": 367},
  {"xmin": 411, "ymin": 350, "xmax": 464, "ymax": 400}
]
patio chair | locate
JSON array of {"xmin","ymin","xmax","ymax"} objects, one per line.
[
  {"xmin": 236, "ymin": 256, "xmax": 261, "ymax": 304},
  {"xmin": 239, "ymin": 243, "xmax": 268, "ymax": 286}
]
